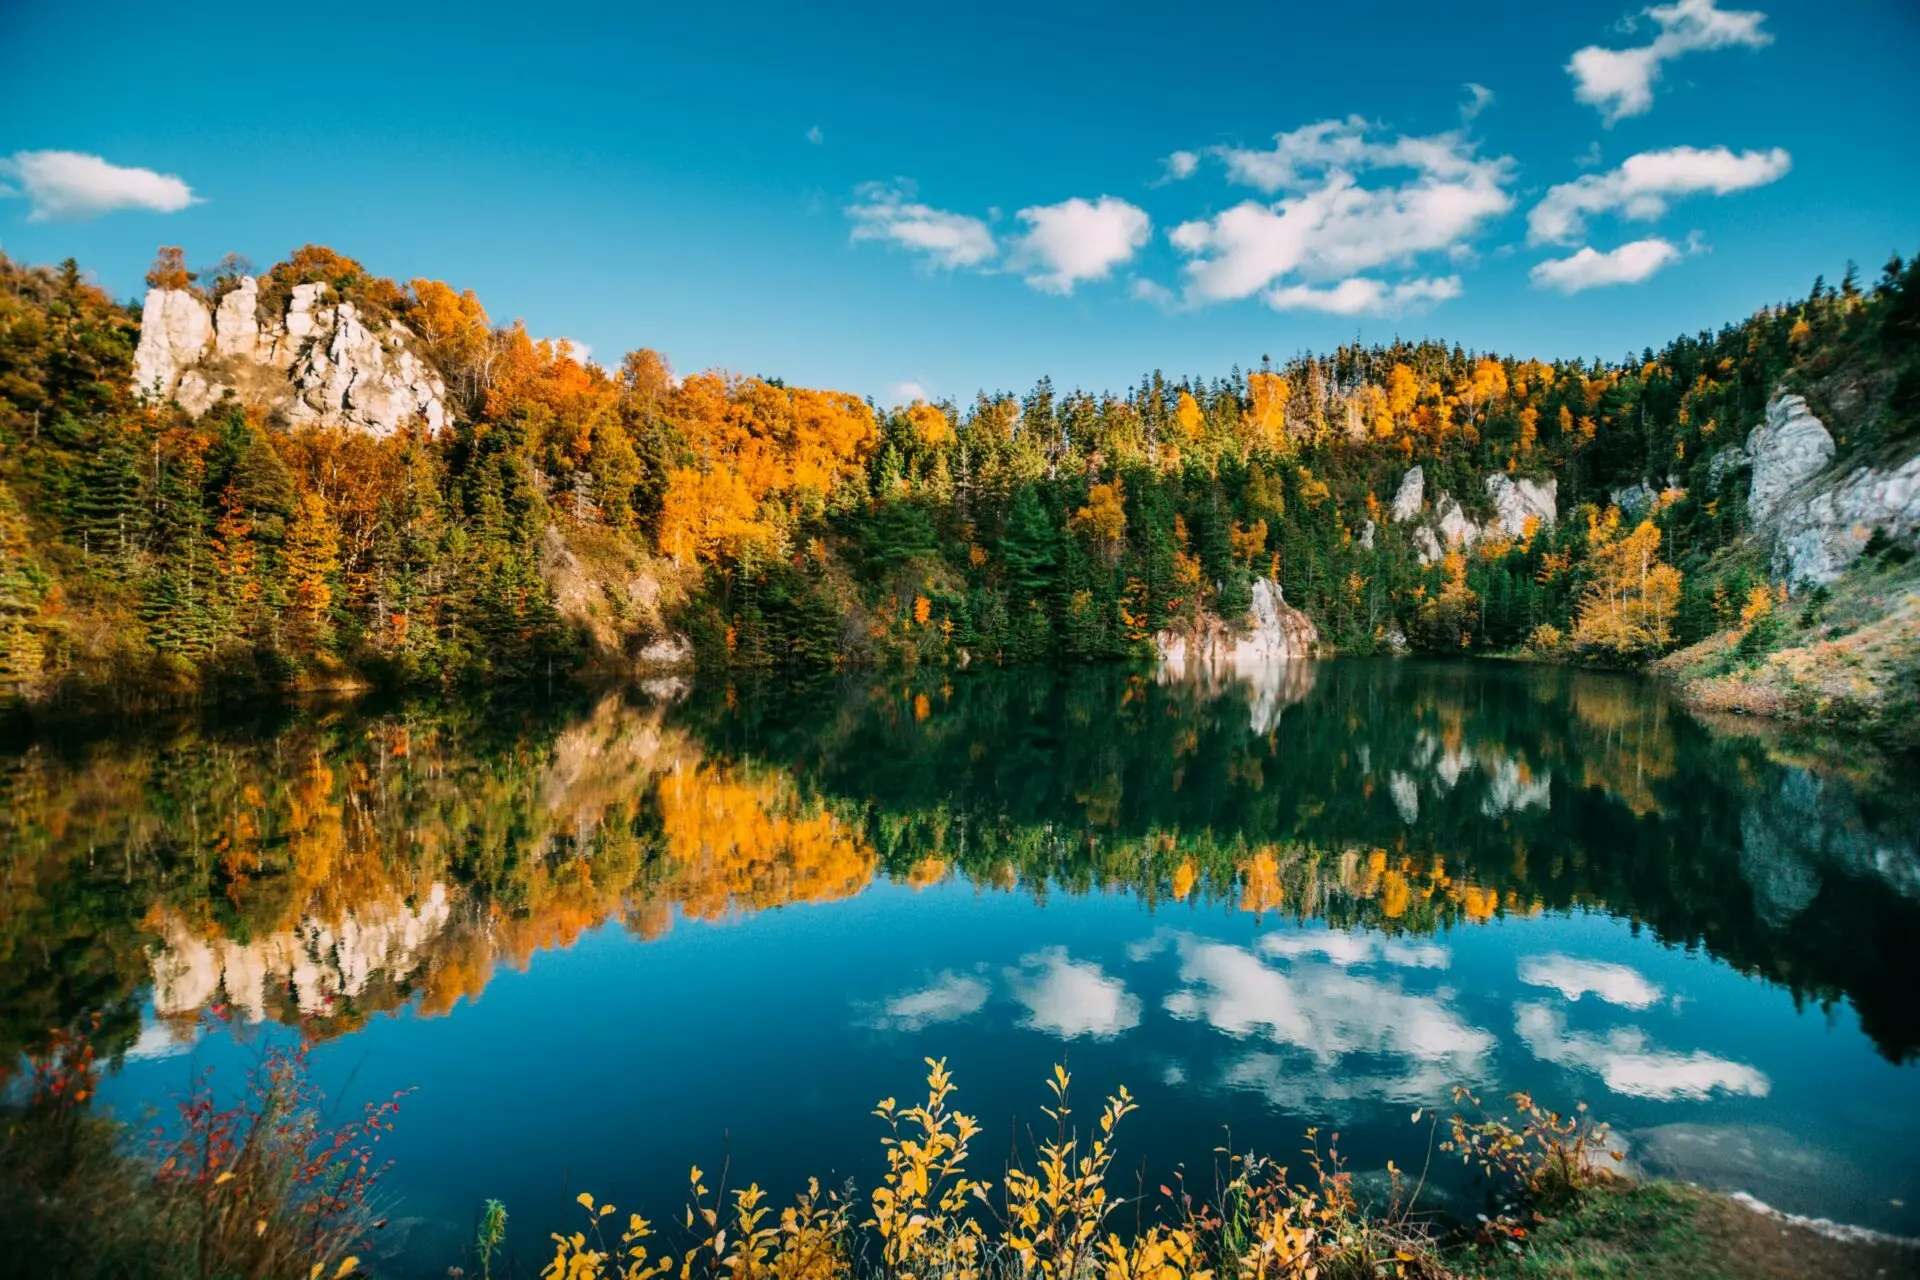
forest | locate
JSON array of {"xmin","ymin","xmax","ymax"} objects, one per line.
[{"xmin": 1, "ymin": 243, "xmax": 1916, "ymax": 709}]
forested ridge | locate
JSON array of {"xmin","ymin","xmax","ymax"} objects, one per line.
[{"xmin": 1, "ymin": 243, "xmax": 1916, "ymax": 711}]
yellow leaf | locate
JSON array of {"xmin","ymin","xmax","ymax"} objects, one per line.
[
  {"xmin": 333, "ymin": 1259, "xmax": 359, "ymax": 1279},
  {"xmin": 577, "ymin": 1192, "xmax": 595, "ymax": 1211},
  {"xmin": 213, "ymin": 1170, "xmax": 236, "ymax": 1186}
]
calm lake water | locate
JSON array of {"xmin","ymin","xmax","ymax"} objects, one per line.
[{"xmin": 5, "ymin": 659, "xmax": 1919, "ymax": 1272}]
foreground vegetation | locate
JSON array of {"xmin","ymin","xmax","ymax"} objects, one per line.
[
  {"xmin": 2, "ymin": 245, "xmax": 1916, "ymax": 726},
  {"xmin": 4, "ymin": 1044, "xmax": 1908, "ymax": 1280}
]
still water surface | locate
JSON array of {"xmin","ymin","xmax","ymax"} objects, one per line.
[{"xmin": 5, "ymin": 659, "xmax": 1918, "ymax": 1271}]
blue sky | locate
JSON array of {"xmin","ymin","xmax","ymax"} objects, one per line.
[{"xmin": 3, "ymin": 0, "xmax": 1916, "ymax": 404}]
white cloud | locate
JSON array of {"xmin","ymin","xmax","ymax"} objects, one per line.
[
  {"xmin": 1518, "ymin": 954, "xmax": 1664, "ymax": 1008},
  {"xmin": 889, "ymin": 380, "xmax": 930, "ymax": 404},
  {"xmin": 847, "ymin": 181, "xmax": 997, "ymax": 270},
  {"xmin": 1265, "ymin": 274, "xmax": 1461, "ymax": 315},
  {"xmin": 806, "ymin": 125, "xmax": 824, "ymax": 146},
  {"xmin": 870, "ymin": 970, "xmax": 991, "ymax": 1031},
  {"xmin": 1568, "ymin": 0, "xmax": 1773, "ymax": 123},
  {"xmin": 1531, "ymin": 238, "xmax": 1682, "ymax": 292},
  {"xmin": 1129, "ymin": 278, "xmax": 1176, "ymax": 308},
  {"xmin": 1162, "ymin": 150, "xmax": 1200, "ymax": 182},
  {"xmin": 1515, "ymin": 1002, "xmax": 1770, "ymax": 1100},
  {"xmin": 2, "ymin": 150, "xmax": 198, "ymax": 221},
  {"xmin": 1529, "ymin": 145, "xmax": 1790, "ymax": 244},
  {"xmin": 1170, "ymin": 118, "xmax": 1511, "ymax": 307},
  {"xmin": 1008, "ymin": 948, "xmax": 1141, "ymax": 1039},
  {"xmin": 1460, "ymin": 83, "xmax": 1495, "ymax": 122},
  {"xmin": 556, "ymin": 338, "xmax": 593, "ymax": 366},
  {"xmin": 1164, "ymin": 937, "xmax": 1491, "ymax": 1073},
  {"xmin": 1258, "ymin": 928, "xmax": 1452, "ymax": 969},
  {"xmin": 1011, "ymin": 195, "xmax": 1150, "ymax": 295}
]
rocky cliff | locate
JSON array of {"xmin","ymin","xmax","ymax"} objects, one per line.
[
  {"xmin": 131, "ymin": 278, "xmax": 448, "ymax": 437},
  {"xmin": 1742, "ymin": 392, "xmax": 1920, "ymax": 586},
  {"xmin": 1390, "ymin": 466, "xmax": 1558, "ymax": 564},
  {"xmin": 1154, "ymin": 577, "xmax": 1318, "ymax": 674}
]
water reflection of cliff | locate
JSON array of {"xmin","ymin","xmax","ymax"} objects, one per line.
[{"xmin": 2, "ymin": 659, "xmax": 1917, "ymax": 1067}]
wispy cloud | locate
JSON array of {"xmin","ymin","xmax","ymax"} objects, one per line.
[
  {"xmin": 806, "ymin": 125, "xmax": 824, "ymax": 146},
  {"xmin": 1529, "ymin": 145, "xmax": 1790, "ymax": 244},
  {"xmin": 868, "ymin": 970, "xmax": 991, "ymax": 1031},
  {"xmin": 1266, "ymin": 274, "xmax": 1461, "ymax": 316},
  {"xmin": 1515, "ymin": 1001, "xmax": 1769, "ymax": 1100},
  {"xmin": 1460, "ymin": 82, "xmax": 1495, "ymax": 123},
  {"xmin": 889, "ymin": 380, "xmax": 931, "ymax": 404},
  {"xmin": 1532, "ymin": 238, "xmax": 1683, "ymax": 292},
  {"xmin": 1011, "ymin": 195, "xmax": 1151, "ymax": 295},
  {"xmin": 2, "ymin": 149, "xmax": 198, "ymax": 221},
  {"xmin": 1568, "ymin": 0, "xmax": 1772, "ymax": 124},
  {"xmin": 846, "ymin": 181, "xmax": 997, "ymax": 270}
]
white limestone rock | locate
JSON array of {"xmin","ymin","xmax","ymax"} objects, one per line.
[
  {"xmin": 1358, "ymin": 518, "xmax": 1376, "ymax": 551},
  {"xmin": 1434, "ymin": 493, "xmax": 1479, "ymax": 550},
  {"xmin": 128, "ymin": 280, "xmax": 448, "ymax": 438},
  {"xmin": 1154, "ymin": 578, "xmax": 1317, "ymax": 674},
  {"xmin": 214, "ymin": 276, "xmax": 262, "ymax": 357},
  {"xmin": 1485, "ymin": 473, "xmax": 1557, "ymax": 537},
  {"xmin": 1748, "ymin": 392, "xmax": 1920, "ymax": 586},
  {"xmin": 1747, "ymin": 394, "xmax": 1835, "ymax": 526},
  {"xmin": 1391, "ymin": 466, "xmax": 1424, "ymax": 522},
  {"xmin": 130, "ymin": 288, "xmax": 213, "ymax": 397}
]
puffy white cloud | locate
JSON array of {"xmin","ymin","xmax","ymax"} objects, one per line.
[
  {"xmin": 1265, "ymin": 274, "xmax": 1461, "ymax": 316},
  {"xmin": 869, "ymin": 970, "xmax": 991, "ymax": 1031},
  {"xmin": 1161, "ymin": 150, "xmax": 1200, "ymax": 182},
  {"xmin": 1170, "ymin": 118, "xmax": 1510, "ymax": 307},
  {"xmin": 1011, "ymin": 195, "xmax": 1150, "ymax": 295},
  {"xmin": 1529, "ymin": 145, "xmax": 1790, "ymax": 244},
  {"xmin": 2, "ymin": 150, "xmax": 198, "ymax": 221},
  {"xmin": 1008, "ymin": 949, "xmax": 1141, "ymax": 1039},
  {"xmin": 889, "ymin": 380, "xmax": 931, "ymax": 404},
  {"xmin": 1515, "ymin": 1002, "xmax": 1770, "ymax": 1100},
  {"xmin": 1518, "ymin": 954, "xmax": 1664, "ymax": 1008},
  {"xmin": 1568, "ymin": 0, "xmax": 1773, "ymax": 124},
  {"xmin": 847, "ymin": 181, "xmax": 997, "ymax": 269},
  {"xmin": 1164, "ymin": 937, "xmax": 1491, "ymax": 1076},
  {"xmin": 1531, "ymin": 239, "xmax": 1682, "ymax": 292},
  {"xmin": 555, "ymin": 338, "xmax": 593, "ymax": 366}
]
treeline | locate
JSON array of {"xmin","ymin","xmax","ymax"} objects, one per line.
[{"xmin": 1, "ymin": 245, "xmax": 1915, "ymax": 705}]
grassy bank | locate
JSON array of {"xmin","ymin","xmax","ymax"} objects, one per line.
[{"xmin": 1652, "ymin": 549, "xmax": 1920, "ymax": 748}]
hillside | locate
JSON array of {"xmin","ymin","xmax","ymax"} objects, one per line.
[{"xmin": 1, "ymin": 244, "xmax": 1916, "ymax": 732}]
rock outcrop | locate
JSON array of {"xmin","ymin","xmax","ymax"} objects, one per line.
[
  {"xmin": 1747, "ymin": 395, "xmax": 1835, "ymax": 526},
  {"xmin": 131, "ymin": 288, "xmax": 214, "ymax": 395},
  {"xmin": 1391, "ymin": 466, "xmax": 1425, "ymax": 522},
  {"xmin": 131, "ymin": 279, "xmax": 448, "ymax": 438},
  {"xmin": 1154, "ymin": 578, "xmax": 1317, "ymax": 674},
  {"xmin": 1747, "ymin": 392, "xmax": 1920, "ymax": 586},
  {"xmin": 1397, "ymin": 472, "xmax": 1558, "ymax": 564}
]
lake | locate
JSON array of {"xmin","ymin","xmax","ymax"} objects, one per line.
[{"xmin": 5, "ymin": 658, "xmax": 1918, "ymax": 1273}]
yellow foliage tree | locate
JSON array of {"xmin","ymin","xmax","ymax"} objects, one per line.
[{"xmin": 1570, "ymin": 510, "xmax": 1682, "ymax": 658}]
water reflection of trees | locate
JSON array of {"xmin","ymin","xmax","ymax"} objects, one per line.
[{"xmin": 2, "ymin": 660, "xmax": 1916, "ymax": 1070}]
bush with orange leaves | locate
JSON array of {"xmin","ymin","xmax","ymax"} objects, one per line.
[{"xmin": 531, "ymin": 1058, "xmax": 1456, "ymax": 1280}]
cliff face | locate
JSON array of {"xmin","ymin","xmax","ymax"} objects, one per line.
[
  {"xmin": 131, "ymin": 278, "xmax": 448, "ymax": 437},
  {"xmin": 1154, "ymin": 577, "xmax": 1318, "ymax": 674},
  {"xmin": 1744, "ymin": 392, "xmax": 1920, "ymax": 586},
  {"xmin": 1390, "ymin": 465, "xmax": 1558, "ymax": 564}
]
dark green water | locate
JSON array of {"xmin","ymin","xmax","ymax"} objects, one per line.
[{"xmin": 4, "ymin": 659, "xmax": 1918, "ymax": 1272}]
